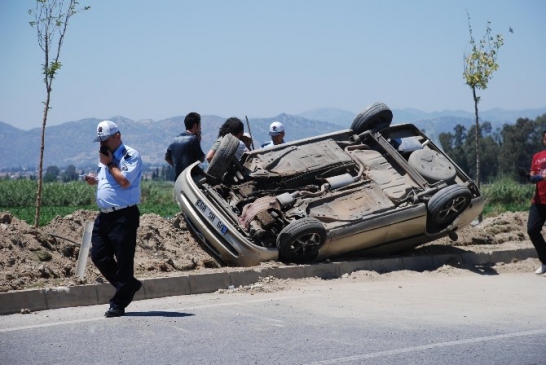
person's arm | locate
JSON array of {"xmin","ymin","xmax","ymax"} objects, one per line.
[
  {"xmin": 530, "ymin": 171, "xmax": 544, "ymax": 183},
  {"xmin": 529, "ymin": 159, "xmax": 543, "ymax": 183},
  {"xmin": 206, "ymin": 138, "xmax": 222, "ymax": 162},
  {"xmin": 108, "ymin": 164, "xmax": 131, "ymax": 188},
  {"xmin": 205, "ymin": 149, "xmax": 215, "ymax": 163},
  {"xmin": 100, "ymin": 149, "xmax": 131, "ymax": 189},
  {"xmin": 164, "ymin": 148, "xmax": 173, "ymax": 166}
]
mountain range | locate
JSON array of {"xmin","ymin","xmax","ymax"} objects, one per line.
[{"xmin": 1, "ymin": 106, "xmax": 545, "ymax": 172}]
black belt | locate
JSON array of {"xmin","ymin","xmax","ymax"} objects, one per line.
[{"xmin": 99, "ymin": 204, "xmax": 136, "ymax": 214}]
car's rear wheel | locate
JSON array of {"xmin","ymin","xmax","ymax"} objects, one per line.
[
  {"xmin": 207, "ymin": 134, "xmax": 240, "ymax": 180},
  {"xmin": 408, "ymin": 149, "xmax": 457, "ymax": 183},
  {"xmin": 351, "ymin": 102, "xmax": 393, "ymax": 135},
  {"xmin": 427, "ymin": 185, "xmax": 472, "ymax": 232},
  {"xmin": 276, "ymin": 218, "xmax": 327, "ymax": 264}
]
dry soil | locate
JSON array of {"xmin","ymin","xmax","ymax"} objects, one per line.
[{"xmin": 0, "ymin": 210, "xmax": 537, "ymax": 293}]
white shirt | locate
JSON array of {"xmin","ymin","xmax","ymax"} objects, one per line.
[{"xmin": 96, "ymin": 143, "xmax": 142, "ymax": 209}]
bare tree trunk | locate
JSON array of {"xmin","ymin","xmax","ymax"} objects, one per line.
[
  {"xmin": 472, "ymin": 87, "xmax": 482, "ymax": 223},
  {"xmin": 30, "ymin": 0, "xmax": 87, "ymax": 228},
  {"xmin": 34, "ymin": 90, "xmax": 51, "ymax": 228}
]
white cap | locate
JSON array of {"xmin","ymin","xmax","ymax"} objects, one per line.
[
  {"xmin": 94, "ymin": 120, "xmax": 119, "ymax": 142},
  {"xmin": 243, "ymin": 132, "xmax": 252, "ymax": 139},
  {"xmin": 269, "ymin": 121, "xmax": 284, "ymax": 136}
]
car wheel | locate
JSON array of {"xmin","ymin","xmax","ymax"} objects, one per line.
[
  {"xmin": 427, "ymin": 185, "xmax": 472, "ymax": 231},
  {"xmin": 351, "ymin": 102, "xmax": 393, "ymax": 135},
  {"xmin": 276, "ymin": 218, "xmax": 327, "ymax": 264},
  {"xmin": 408, "ymin": 149, "xmax": 457, "ymax": 183},
  {"xmin": 207, "ymin": 134, "xmax": 240, "ymax": 180}
]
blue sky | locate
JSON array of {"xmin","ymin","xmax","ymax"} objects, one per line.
[{"xmin": 1, "ymin": 0, "xmax": 544, "ymax": 130}]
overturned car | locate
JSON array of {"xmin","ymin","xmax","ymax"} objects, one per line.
[{"xmin": 174, "ymin": 102, "xmax": 484, "ymax": 266}]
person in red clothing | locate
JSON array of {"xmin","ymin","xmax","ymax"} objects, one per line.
[{"xmin": 526, "ymin": 131, "xmax": 546, "ymax": 274}]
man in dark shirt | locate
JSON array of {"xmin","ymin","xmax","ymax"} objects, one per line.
[{"xmin": 165, "ymin": 112, "xmax": 205, "ymax": 180}]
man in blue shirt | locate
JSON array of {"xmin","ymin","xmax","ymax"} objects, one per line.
[
  {"xmin": 261, "ymin": 121, "xmax": 286, "ymax": 148},
  {"xmin": 83, "ymin": 120, "xmax": 143, "ymax": 317},
  {"xmin": 165, "ymin": 112, "xmax": 205, "ymax": 181}
]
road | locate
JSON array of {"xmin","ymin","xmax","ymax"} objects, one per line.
[{"xmin": 1, "ymin": 265, "xmax": 546, "ymax": 365}]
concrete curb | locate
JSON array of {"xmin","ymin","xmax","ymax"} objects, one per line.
[{"xmin": 0, "ymin": 248, "xmax": 537, "ymax": 315}]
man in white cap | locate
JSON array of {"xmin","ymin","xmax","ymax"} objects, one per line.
[
  {"xmin": 261, "ymin": 121, "xmax": 285, "ymax": 148},
  {"xmin": 83, "ymin": 120, "xmax": 143, "ymax": 317}
]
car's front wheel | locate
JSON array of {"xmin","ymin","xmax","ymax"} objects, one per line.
[
  {"xmin": 276, "ymin": 218, "xmax": 327, "ymax": 264},
  {"xmin": 427, "ymin": 185, "xmax": 472, "ymax": 232},
  {"xmin": 351, "ymin": 102, "xmax": 393, "ymax": 135},
  {"xmin": 207, "ymin": 134, "xmax": 240, "ymax": 180}
]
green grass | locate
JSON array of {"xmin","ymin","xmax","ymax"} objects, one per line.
[
  {"xmin": 0, "ymin": 180, "xmax": 179, "ymax": 226},
  {"xmin": 0, "ymin": 177, "xmax": 536, "ymax": 226},
  {"xmin": 481, "ymin": 178, "xmax": 533, "ymax": 217}
]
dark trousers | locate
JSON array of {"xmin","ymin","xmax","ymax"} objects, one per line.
[
  {"xmin": 91, "ymin": 205, "xmax": 140, "ymax": 309},
  {"xmin": 527, "ymin": 203, "xmax": 546, "ymax": 264}
]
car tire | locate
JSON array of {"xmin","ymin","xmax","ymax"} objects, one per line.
[
  {"xmin": 427, "ymin": 185, "xmax": 472, "ymax": 232},
  {"xmin": 276, "ymin": 218, "xmax": 327, "ymax": 264},
  {"xmin": 206, "ymin": 134, "xmax": 240, "ymax": 180},
  {"xmin": 408, "ymin": 149, "xmax": 457, "ymax": 183},
  {"xmin": 351, "ymin": 102, "xmax": 393, "ymax": 135}
]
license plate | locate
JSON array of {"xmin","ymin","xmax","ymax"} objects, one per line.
[{"xmin": 195, "ymin": 199, "xmax": 228, "ymax": 235}]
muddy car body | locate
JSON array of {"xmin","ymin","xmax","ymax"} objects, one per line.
[{"xmin": 174, "ymin": 103, "xmax": 484, "ymax": 266}]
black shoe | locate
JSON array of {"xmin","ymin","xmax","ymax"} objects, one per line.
[
  {"xmin": 127, "ymin": 280, "xmax": 142, "ymax": 306},
  {"xmin": 104, "ymin": 307, "xmax": 125, "ymax": 318}
]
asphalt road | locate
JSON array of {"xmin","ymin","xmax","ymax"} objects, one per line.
[{"xmin": 1, "ymin": 269, "xmax": 546, "ymax": 365}]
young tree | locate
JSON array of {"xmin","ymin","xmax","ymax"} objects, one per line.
[
  {"xmin": 463, "ymin": 12, "xmax": 504, "ymax": 192},
  {"xmin": 28, "ymin": 0, "xmax": 89, "ymax": 227}
]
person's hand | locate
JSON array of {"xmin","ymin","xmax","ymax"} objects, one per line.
[
  {"xmin": 99, "ymin": 147, "xmax": 112, "ymax": 166},
  {"xmin": 518, "ymin": 167, "xmax": 529, "ymax": 178},
  {"xmin": 82, "ymin": 172, "xmax": 98, "ymax": 186},
  {"xmin": 530, "ymin": 175, "xmax": 542, "ymax": 183}
]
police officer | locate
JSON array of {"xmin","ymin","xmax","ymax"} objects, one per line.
[
  {"xmin": 261, "ymin": 121, "xmax": 285, "ymax": 148},
  {"xmin": 84, "ymin": 120, "xmax": 143, "ymax": 317}
]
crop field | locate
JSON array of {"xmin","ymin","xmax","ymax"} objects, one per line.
[
  {"xmin": 0, "ymin": 178, "xmax": 533, "ymax": 226},
  {"xmin": 0, "ymin": 180, "xmax": 179, "ymax": 226},
  {"xmin": 481, "ymin": 178, "xmax": 534, "ymax": 216}
]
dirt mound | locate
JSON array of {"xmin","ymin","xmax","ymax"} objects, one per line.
[
  {"xmin": 0, "ymin": 210, "xmax": 220, "ymax": 292},
  {"xmin": 434, "ymin": 211, "xmax": 528, "ymax": 246},
  {"xmin": 0, "ymin": 210, "xmax": 534, "ymax": 292}
]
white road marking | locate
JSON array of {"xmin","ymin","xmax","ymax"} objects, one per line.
[
  {"xmin": 0, "ymin": 317, "xmax": 104, "ymax": 333},
  {"xmin": 304, "ymin": 329, "xmax": 546, "ymax": 364},
  {"xmin": 0, "ymin": 295, "xmax": 310, "ymax": 333}
]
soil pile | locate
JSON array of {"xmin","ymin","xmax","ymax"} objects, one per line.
[{"xmin": 0, "ymin": 210, "xmax": 533, "ymax": 292}]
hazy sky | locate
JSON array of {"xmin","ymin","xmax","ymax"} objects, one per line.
[{"xmin": 1, "ymin": 0, "xmax": 544, "ymax": 130}]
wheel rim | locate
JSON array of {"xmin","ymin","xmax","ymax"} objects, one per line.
[
  {"xmin": 438, "ymin": 196, "xmax": 468, "ymax": 222},
  {"xmin": 289, "ymin": 232, "xmax": 322, "ymax": 256}
]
